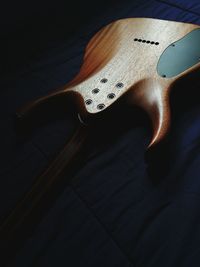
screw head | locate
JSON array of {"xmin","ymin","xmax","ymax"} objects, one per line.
[
  {"xmin": 92, "ymin": 88, "xmax": 100, "ymax": 94},
  {"xmin": 100, "ymin": 78, "xmax": 108, "ymax": 83},
  {"xmin": 107, "ymin": 93, "xmax": 116, "ymax": 99},
  {"xmin": 85, "ymin": 99, "xmax": 92, "ymax": 105},
  {"xmin": 97, "ymin": 103, "xmax": 105, "ymax": 110},
  {"xmin": 116, "ymin": 82, "xmax": 124, "ymax": 88}
]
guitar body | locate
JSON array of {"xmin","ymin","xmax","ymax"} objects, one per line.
[
  {"xmin": 4, "ymin": 18, "xmax": 200, "ymax": 254},
  {"xmin": 18, "ymin": 18, "xmax": 200, "ymax": 148}
]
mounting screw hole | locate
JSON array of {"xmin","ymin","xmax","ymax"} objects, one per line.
[
  {"xmin": 155, "ymin": 42, "xmax": 159, "ymax": 45},
  {"xmin": 116, "ymin": 82, "xmax": 124, "ymax": 88},
  {"xmin": 134, "ymin": 38, "xmax": 138, "ymax": 41},
  {"xmin": 151, "ymin": 41, "xmax": 155, "ymax": 44},
  {"xmin": 142, "ymin": 40, "xmax": 146, "ymax": 43},
  {"xmin": 100, "ymin": 78, "xmax": 108, "ymax": 83},
  {"xmin": 171, "ymin": 44, "xmax": 175, "ymax": 47},
  {"xmin": 92, "ymin": 88, "xmax": 100, "ymax": 94},
  {"xmin": 107, "ymin": 93, "xmax": 116, "ymax": 99},
  {"xmin": 85, "ymin": 99, "xmax": 92, "ymax": 105},
  {"xmin": 97, "ymin": 103, "xmax": 105, "ymax": 110},
  {"xmin": 162, "ymin": 74, "xmax": 166, "ymax": 78},
  {"xmin": 138, "ymin": 39, "xmax": 142, "ymax": 42}
]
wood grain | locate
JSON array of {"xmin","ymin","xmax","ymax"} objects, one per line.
[{"xmin": 19, "ymin": 18, "xmax": 200, "ymax": 148}]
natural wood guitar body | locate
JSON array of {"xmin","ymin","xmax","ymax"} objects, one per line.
[
  {"xmin": 19, "ymin": 18, "xmax": 200, "ymax": 148},
  {"xmin": 5, "ymin": 18, "xmax": 200, "ymax": 262}
]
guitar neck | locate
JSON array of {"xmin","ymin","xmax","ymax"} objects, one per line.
[{"xmin": 0, "ymin": 124, "xmax": 90, "ymax": 264}]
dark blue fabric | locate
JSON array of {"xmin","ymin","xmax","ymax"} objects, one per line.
[{"xmin": 1, "ymin": 0, "xmax": 200, "ymax": 266}]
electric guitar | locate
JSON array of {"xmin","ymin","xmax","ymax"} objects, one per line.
[
  {"xmin": 18, "ymin": 17, "xmax": 200, "ymax": 147},
  {"xmin": 1, "ymin": 17, "xmax": 200, "ymax": 263}
]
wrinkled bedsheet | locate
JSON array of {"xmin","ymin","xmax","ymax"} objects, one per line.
[{"xmin": 1, "ymin": 0, "xmax": 200, "ymax": 266}]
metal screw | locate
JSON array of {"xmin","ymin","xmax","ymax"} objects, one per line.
[
  {"xmin": 116, "ymin": 82, "xmax": 124, "ymax": 88},
  {"xmin": 92, "ymin": 88, "xmax": 100, "ymax": 94},
  {"xmin": 100, "ymin": 78, "xmax": 108, "ymax": 83},
  {"xmin": 107, "ymin": 93, "xmax": 116, "ymax": 99},
  {"xmin": 97, "ymin": 103, "xmax": 105, "ymax": 110},
  {"xmin": 85, "ymin": 99, "xmax": 92, "ymax": 105}
]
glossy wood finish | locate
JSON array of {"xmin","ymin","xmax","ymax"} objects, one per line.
[{"xmin": 19, "ymin": 18, "xmax": 200, "ymax": 148}]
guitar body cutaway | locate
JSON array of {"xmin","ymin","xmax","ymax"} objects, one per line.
[{"xmin": 18, "ymin": 18, "xmax": 200, "ymax": 148}]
